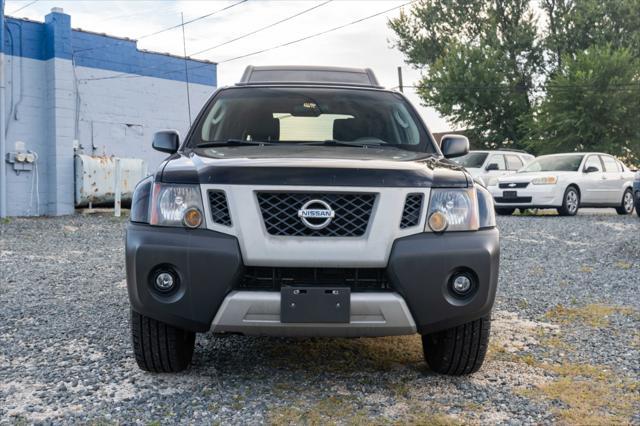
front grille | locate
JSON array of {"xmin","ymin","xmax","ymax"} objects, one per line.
[
  {"xmin": 238, "ymin": 267, "xmax": 390, "ymax": 291},
  {"xmin": 494, "ymin": 196, "xmax": 532, "ymax": 203},
  {"xmin": 499, "ymin": 182, "xmax": 529, "ymax": 189},
  {"xmin": 207, "ymin": 190, "xmax": 232, "ymax": 226},
  {"xmin": 400, "ymin": 193, "xmax": 423, "ymax": 228},
  {"xmin": 256, "ymin": 192, "xmax": 375, "ymax": 237}
]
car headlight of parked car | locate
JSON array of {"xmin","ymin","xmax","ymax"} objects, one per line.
[
  {"xmin": 149, "ymin": 183, "xmax": 205, "ymax": 228},
  {"xmin": 531, "ymin": 176, "xmax": 558, "ymax": 185},
  {"xmin": 426, "ymin": 188, "xmax": 480, "ymax": 232}
]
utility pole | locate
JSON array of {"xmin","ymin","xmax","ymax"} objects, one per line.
[
  {"xmin": 181, "ymin": 12, "xmax": 192, "ymax": 126},
  {"xmin": 0, "ymin": 0, "xmax": 7, "ymax": 218},
  {"xmin": 397, "ymin": 66, "xmax": 403, "ymax": 93}
]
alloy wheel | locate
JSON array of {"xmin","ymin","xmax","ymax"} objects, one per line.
[
  {"xmin": 623, "ymin": 191, "xmax": 634, "ymax": 213},
  {"xmin": 566, "ymin": 190, "xmax": 578, "ymax": 214}
]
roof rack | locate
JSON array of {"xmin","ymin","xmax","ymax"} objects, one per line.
[{"xmin": 237, "ymin": 65, "xmax": 383, "ymax": 88}]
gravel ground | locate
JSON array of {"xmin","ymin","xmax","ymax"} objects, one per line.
[{"xmin": 1, "ymin": 209, "xmax": 638, "ymax": 424}]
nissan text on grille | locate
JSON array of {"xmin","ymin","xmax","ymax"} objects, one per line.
[{"xmin": 126, "ymin": 66, "xmax": 499, "ymax": 375}]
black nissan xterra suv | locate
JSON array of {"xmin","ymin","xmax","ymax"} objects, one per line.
[{"xmin": 127, "ymin": 66, "xmax": 499, "ymax": 375}]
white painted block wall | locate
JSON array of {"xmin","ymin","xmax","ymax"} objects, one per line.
[
  {"xmin": 75, "ymin": 65, "xmax": 214, "ymax": 171},
  {"xmin": 4, "ymin": 57, "xmax": 215, "ymax": 216}
]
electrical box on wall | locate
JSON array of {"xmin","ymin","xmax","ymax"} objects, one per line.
[{"xmin": 5, "ymin": 141, "xmax": 36, "ymax": 173}]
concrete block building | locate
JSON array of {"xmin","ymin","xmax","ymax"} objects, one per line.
[{"xmin": 1, "ymin": 7, "xmax": 217, "ymax": 216}]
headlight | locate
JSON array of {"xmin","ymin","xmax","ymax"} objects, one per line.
[
  {"xmin": 532, "ymin": 176, "xmax": 557, "ymax": 185},
  {"xmin": 426, "ymin": 188, "xmax": 479, "ymax": 232},
  {"xmin": 150, "ymin": 183, "xmax": 205, "ymax": 228}
]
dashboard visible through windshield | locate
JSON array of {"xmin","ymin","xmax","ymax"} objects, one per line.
[{"xmin": 188, "ymin": 87, "xmax": 437, "ymax": 153}]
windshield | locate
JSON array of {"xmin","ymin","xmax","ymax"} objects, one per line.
[
  {"xmin": 521, "ymin": 154, "xmax": 584, "ymax": 172},
  {"xmin": 188, "ymin": 87, "xmax": 436, "ymax": 152},
  {"xmin": 453, "ymin": 152, "xmax": 488, "ymax": 168}
]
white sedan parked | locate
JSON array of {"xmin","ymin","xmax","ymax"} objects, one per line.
[
  {"xmin": 488, "ymin": 152, "xmax": 636, "ymax": 216},
  {"xmin": 453, "ymin": 149, "xmax": 535, "ymax": 187}
]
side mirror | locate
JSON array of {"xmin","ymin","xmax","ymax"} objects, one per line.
[
  {"xmin": 485, "ymin": 163, "xmax": 499, "ymax": 171},
  {"xmin": 152, "ymin": 130, "xmax": 180, "ymax": 154},
  {"xmin": 440, "ymin": 134, "xmax": 469, "ymax": 158},
  {"xmin": 583, "ymin": 166, "xmax": 599, "ymax": 173}
]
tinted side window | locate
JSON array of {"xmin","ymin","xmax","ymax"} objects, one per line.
[
  {"xmin": 584, "ymin": 155, "xmax": 602, "ymax": 171},
  {"xmin": 487, "ymin": 155, "xmax": 506, "ymax": 170},
  {"xmin": 601, "ymin": 155, "xmax": 620, "ymax": 172},
  {"xmin": 506, "ymin": 155, "xmax": 523, "ymax": 170}
]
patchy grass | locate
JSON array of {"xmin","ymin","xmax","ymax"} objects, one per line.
[
  {"xmin": 514, "ymin": 208, "xmax": 558, "ymax": 216},
  {"xmin": 493, "ymin": 318, "xmax": 640, "ymax": 425},
  {"xmin": 267, "ymin": 396, "xmax": 370, "ymax": 425},
  {"xmin": 393, "ymin": 409, "xmax": 463, "ymax": 426},
  {"xmin": 522, "ymin": 373, "xmax": 639, "ymax": 425},
  {"xmin": 265, "ymin": 335, "xmax": 424, "ymax": 373},
  {"xmin": 579, "ymin": 265, "xmax": 594, "ymax": 273},
  {"xmin": 486, "ymin": 343, "xmax": 538, "ymax": 367},
  {"xmin": 614, "ymin": 261, "xmax": 632, "ymax": 270},
  {"xmin": 538, "ymin": 334, "xmax": 572, "ymax": 352},
  {"xmin": 529, "ymin": 265, "xmax": 545, "ymax": 277},
  {"xmin": 268, "ymin": 396, "xmax": 462, "ymax": 426},
  {"xmin": 544, "ymin": 303, "xmax": 634, "ymax": 328}
]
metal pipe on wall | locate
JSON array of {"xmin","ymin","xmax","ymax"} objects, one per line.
[{"xmin": 0, "ymin": 0, "xmax": 7, "ymax": 218}]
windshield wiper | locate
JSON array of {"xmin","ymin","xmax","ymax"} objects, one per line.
[
  {"xmin": 196, "ymin": 139, "xmax": 274, "ymax": 148},
  {"xmin": 301, "ymin": 139, "xmax": 397, "ymax": 149}
]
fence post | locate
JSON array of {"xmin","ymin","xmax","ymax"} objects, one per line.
[{"xmin": 114, "ymin": 158, "xmax": 121, "ymax": 217}]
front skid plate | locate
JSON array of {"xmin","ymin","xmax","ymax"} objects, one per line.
[{"xmin": 211, "ymin": 291, "xmax": 416, "ymax": 337}]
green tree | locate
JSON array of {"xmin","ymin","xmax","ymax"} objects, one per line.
[
  {"xmin": 389, "ymin": 0, "xmax": 542, "ymax": 149},
  {"xmin": 542, "ymin": 0, "xmax": 640, "ymax": 72},
  {"xmin": 390, "ymin": 0, "xmax": 640, "ymax": 159},
  {"xmin": 528, "ymin": 47, "xmax": 640, "ymax": 163}
]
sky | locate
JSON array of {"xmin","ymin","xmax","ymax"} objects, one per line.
[{"xmin": 5, "ymin": 0, "xmax": 454, "ymax": 132}]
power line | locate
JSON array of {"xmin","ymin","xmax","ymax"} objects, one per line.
[
  {"xmin": 190, "ymin": 0, "xmax": 333, "ymax": 57},
  {"xmin": 8, "ymin": 0, "xmax": 39, "ymax": 15},
  {"xmin": 79, "ymin": 0, "xmax": 415, "ymax": 83},
  {"xmin": 72, "ymin": 0, "xmax": 248, "ymax": 56},
  {"xmin": 218, "ymin": 0, "xmax": 418, "ymax": 63},
  {"xmin": 137, "ymin": 0, "xmax": 248, "ymax": 40}
]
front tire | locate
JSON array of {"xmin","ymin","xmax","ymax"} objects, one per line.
[
  {"xmin": 557, "ymin": 186, "xmax": 580, "ymax": 216},
  {"xmin": 495, "ymin": 208, "xmax": 515, "ymax": 216},
  {"xmin": 131, "ymin": 310, "xmax": 195, "ymax": 373},
  {"xmin": 422, "ymin": 315, "xmax": 491, "ymax": 375},
  {"xmin": 615, "ymin": 189, "xmax": 634, "ymax": 215}
]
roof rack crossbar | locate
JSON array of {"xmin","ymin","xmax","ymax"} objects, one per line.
[{"xmin": 238, "ymin": 65, "xmax": 383, "ymax": 88}]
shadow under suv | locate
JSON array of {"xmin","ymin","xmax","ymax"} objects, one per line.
[{"xmin": 126, "ymin": 66, "xmax": 499, "ymax": 375}]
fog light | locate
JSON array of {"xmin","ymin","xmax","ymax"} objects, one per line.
[
  {"xmin": 452, "ymin": 275, "xmax": 472, "ymax": 295},
  {"xmin": 154, "ymin": 272, "xmax": 176, "ymax": 292},
  {"xmin": 428, "ymin": 211, "xmax": 448, "ymax": 232},
  {"xmin": 183, "ymin": 207, "xmax": 203, "ymax": 228}
]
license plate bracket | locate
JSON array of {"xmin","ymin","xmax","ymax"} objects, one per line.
[
  {"xmin": 281, "ymin": 286, "xmax": 350, "ymax": 323},
  {"xmin": 503, "ymin": 190, "xmax": 518, "ymax": 199}
]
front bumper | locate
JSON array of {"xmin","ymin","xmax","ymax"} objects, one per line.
[
  {"xmin": 634, "ymin": 181, "xmax": 640, "ymax": 208},
  {"xmin": 126, "ymin": 223, "xmax": 499, "ymax": 335},
  {"xmin": 489, "ymin": 184, "xmax": 564, "ymax": 208}
]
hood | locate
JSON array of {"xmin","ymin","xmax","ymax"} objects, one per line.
[
  {"xmin": 464, "ymin": 168, "xmax": 482, "ymax": 177},
  {"xmin": 498, "ymin": 171, "xmax": 576, "ymax": 183},
  {"xmin": 159, "ymin": 145, "xmax": 470, "ymax": 188}
]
